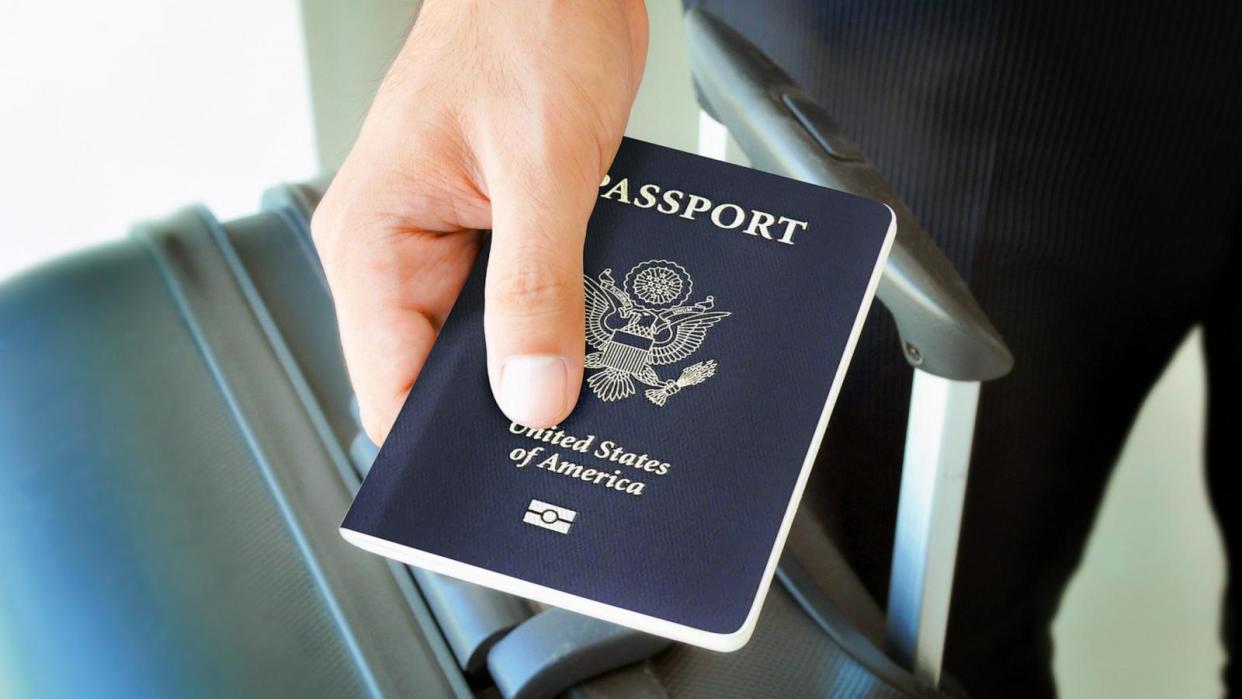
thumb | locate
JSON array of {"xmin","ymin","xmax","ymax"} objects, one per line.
[{"xmin": 484, "ymin": 162, "xmax": 597, "ymax": 428}]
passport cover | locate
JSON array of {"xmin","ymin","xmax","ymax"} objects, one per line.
[{"xmin": 340, "ymin": 138, "xmax": 895, "ymax": 651}]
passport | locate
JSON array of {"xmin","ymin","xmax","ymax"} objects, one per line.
[{"xmin": 340, "ymin": 137, "xmax": 895, "ymax": 651}]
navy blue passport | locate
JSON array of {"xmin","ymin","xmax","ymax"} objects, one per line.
[{"xmin": 341, "ymin": 138, "xmax": 895, "ymax": 651}]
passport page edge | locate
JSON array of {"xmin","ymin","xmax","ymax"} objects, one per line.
[{"xmin": 338, "ymin": 526, "xmax": 755, "ymax": 652}]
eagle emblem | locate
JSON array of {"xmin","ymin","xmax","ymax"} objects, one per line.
[{"xmin": 583, "ymin": 259, "xmax": 730, "ymax": 406}]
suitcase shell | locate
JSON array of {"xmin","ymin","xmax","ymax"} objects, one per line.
[{"xmin": 0, "ymin": 186, "xmax": 464, "ymax": 698}]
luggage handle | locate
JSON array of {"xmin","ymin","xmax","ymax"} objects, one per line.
[
  {"xmin": 684, "ymin": 8, "xmax": 1013, "ymax": 383},
  {"xmin": 684, "ymin": 8, "xmax": 1012, "ymax": 689}
]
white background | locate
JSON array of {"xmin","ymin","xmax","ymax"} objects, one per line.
[
  {"xmin": 0, "ymin": 1, "xmax": 319, "ymax": 280},
  {"xmin": 0, "ymin": 1, "xmax": 1226, "ymax": 695}
]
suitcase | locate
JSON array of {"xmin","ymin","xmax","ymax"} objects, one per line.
[{"xmin": 0, "ymin": 9, "xmax": 1010, "ymax": 698}]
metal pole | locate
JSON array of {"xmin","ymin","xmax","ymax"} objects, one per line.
[
  {"xmin": 886, "ymin": 370, "xmax": 981, "ymax": 686},
  {"xmin": 698, "ymin": 110, "xmax": 730, "ymax": 161}
]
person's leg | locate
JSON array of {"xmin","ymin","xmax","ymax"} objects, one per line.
[
  {"xmin": 687, "ymin": 0, "xmax": 1242, "ymax": 694},
  {"xmin": 1203, "ymin": 236, "xmax": 1241, "ymax": 695}
]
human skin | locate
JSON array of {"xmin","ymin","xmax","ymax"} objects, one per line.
[{"xmin": 312, "ymin": 0, "xmax": 649, "ymax": 443}]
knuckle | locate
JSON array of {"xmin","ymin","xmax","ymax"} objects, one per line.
[{"xmin": 488, "ymin": 260, "xmax": 581, "ymax": 318}]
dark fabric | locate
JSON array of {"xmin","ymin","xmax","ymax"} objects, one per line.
[{"xmin": 683, "ymin": 1, "xmax": 1242, "ymax": 696}]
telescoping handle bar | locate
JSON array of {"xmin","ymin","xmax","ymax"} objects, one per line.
[{"xmin": 684, "ymin": 8, "xmax": 1013, "ymax": 690}]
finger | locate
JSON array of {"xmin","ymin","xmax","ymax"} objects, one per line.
[
  {"xmin": 483, "ymin": 165, "xmax": 596, "ymax": 428},
  {"xmin": 319, "ymin": 221, "xmax": 480, "ymax": 444}
]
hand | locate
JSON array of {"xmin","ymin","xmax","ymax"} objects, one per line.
[{"xmin": 312, "ymin": 0, "xmax": 648, "ymax": 443}]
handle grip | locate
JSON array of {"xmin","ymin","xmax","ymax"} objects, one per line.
[{"xmin": 684, "ymin": 8, "xmax": 1013, "ymax": 381}]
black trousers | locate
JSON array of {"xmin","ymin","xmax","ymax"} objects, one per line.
[{"xmin": 685, "ymin": 1, "xmax": 1242, "ymax": 695}]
